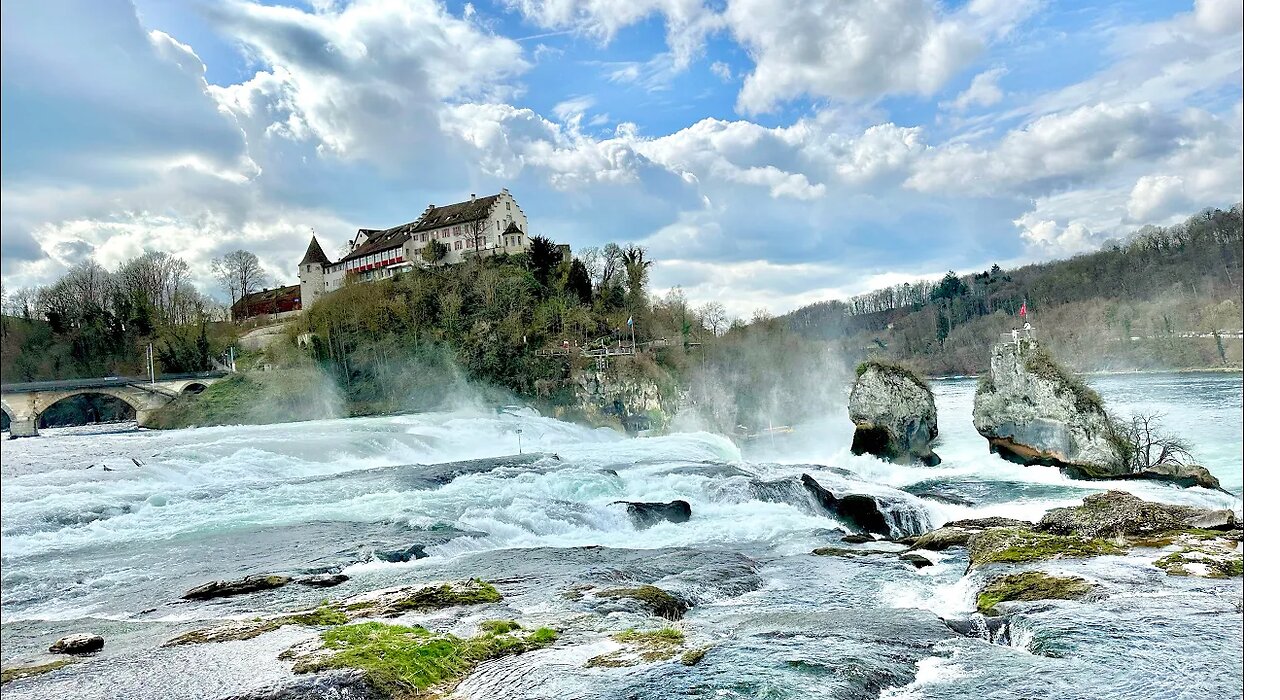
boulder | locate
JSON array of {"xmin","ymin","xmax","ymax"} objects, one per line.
[
  {"xmin": 899, "ymin": 553, "xmax": 933, "ymax": 568},
  {"xmin": 910, "ymin": 517, "xmax": 1034, "ymax": 552},
  {"xmin": 181, "ymin": 574, "xmax": 291, "ymax": 600},
  {"xmin": 49, "ymin": 633, "xmax": 104, "ymax": 654},
  {"xmin": 1036, "ymin": 490, "xmax": 1238, "ymax": 539},
  {"xmin": 973, "ymin": 340, "xmax": 1116, "ymax": 471},
  {"xmin": 613, "ymin": 500, "xmax": 693, "ymax": 528},
  {"xmin": 800, "ymin": 474, "xmax": 890, "ymax": 536},
  {"xmin": 848, "ymin": 361, "xmax": 940, "ymax": 465},
  {"xmin": 1126, "ymin": 463, "xmax": 1223, "ymax": 491}
]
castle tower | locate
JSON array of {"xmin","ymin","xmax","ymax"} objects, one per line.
[{"xmin": 299, "ymin": 234, "xmax": 330, "ymax": 311}]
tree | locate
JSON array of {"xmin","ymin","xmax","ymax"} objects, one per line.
[
  {"xmin": 1108, "ymin": 413, "xmax": 1195, "ymax": 474},
  {"xmin": 527, "ymin": 236, "xmax": 563, "ymax": 288},
  {"xmin": 213, "ymin": 249, "xmax": 267, "ymax": 306},
  {"xmin": 566, "ymin": 259, "xmax": 593, "ymax": 304},
  {"xmin": 461, "ymin": 218, "xmax": 490, "ymax": 256},
  {"xmin": 697, "ymin": 301, "xmax": 728, "ymax": 337},
  {"xmin": 621, "ymin": 244, "xmax": 652, "ymax": 309},
  {"xmin": 420, "ymin": 240, "xmax": 449, "ymax": 265}
]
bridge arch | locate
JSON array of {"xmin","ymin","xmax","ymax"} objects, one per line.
[
  {"xmin": 31, "ymin": 388, "xmax": 148, "ymax": 423},
  {"xmin": 37, "ymin": 391, "xmax": 138, "ymax": 428}
]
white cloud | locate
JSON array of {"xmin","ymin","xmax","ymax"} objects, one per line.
[
  {"xmin": 1126, "ymin": 175, "xmax": 1189, "ymax": 223},
  {"xmin": 504, "ymin": 0, "xmax": 720, "ymax": 68},
  {"xmin": 942, "ymin": 66, "xmax": 1006, "ymax": 112},
  {"xmin": 710, "ymin": 60, "xmax": 732, "ymax": 82},
  {"xmin": 1194, "ymin": 0, "xmax": 1244, "ymax": 35},
  {"xmin": 727, "ymin": 0, "xmax": 1034, "ymax": 114}
]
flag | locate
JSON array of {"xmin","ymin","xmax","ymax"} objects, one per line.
[
  {"xmin": 627, "ymin": 316, "xmax": 634, "ymax": 327},
  {"xmin": 1019, "ymin": 301, "xmax": 1028, "ymax": 318}
]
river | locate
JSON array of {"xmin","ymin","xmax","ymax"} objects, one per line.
[{"xmin": 0, "ymin": 373, "xmax": 1243, "ymax": 699}]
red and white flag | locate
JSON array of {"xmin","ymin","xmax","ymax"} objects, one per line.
[{"xmin": 1019, "ymin": 301, "xmax": 1028, "ymax": 318}]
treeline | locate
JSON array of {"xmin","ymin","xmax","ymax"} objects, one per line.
[
  {"xmin": 774, "ymin": 205, "xmax": 1245, "ymax": 375},
  {"xmin": 1, "ymin": 252, "xmax": 236, "ymax": 381}
]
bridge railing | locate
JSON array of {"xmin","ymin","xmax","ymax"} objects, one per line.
[{"xmin": 1, "ymin": 370, "xmax": 228, "ymax": 394}]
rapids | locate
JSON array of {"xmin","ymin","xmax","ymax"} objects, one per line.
[{"xmin": 0, "ymin": 373, "xmax": 1243, "ymax": 699}]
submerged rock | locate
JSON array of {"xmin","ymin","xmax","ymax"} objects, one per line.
[
  {"xmin": 848, "ymin": 361, "xmax": 941, "ymax": 465},
  {"xmin": 298, "ymin": 573, "xmax": 349, "ymax": 587},
  {"xmin": 1097, "ymin": 463, "xmax": 1224, "ymax": 491},
  {"xmin": 973, "ymin": 340, "xmax": 1115, "ymax": 471},
  {"xmin": 219, "ymin": 669, "xmax": 386, "ymax": 700},
  {"xmin": 613, "ymin": 500, "xmax": 692, "ymax": 528},
  {"xmin": 1, "ymin": 659, "xmax": 74, "ymax": 684},
  {"xmin": 596, "ymin": 585, "xmax": 689, "ymax": 620},
  {"xmin": 975, "ymin": 571, "xmax": 1098, "ymax": 615},
  {"xmin": 48, "ymin": 633, "xmax": 104, "ymax": 654},
  {"xmin": 898, "ymin": 553, "xmax": 933, "ymax": 568},
  {"xmin": 181, "ymin": 574, "xmax": 291, "ymax": 600}
]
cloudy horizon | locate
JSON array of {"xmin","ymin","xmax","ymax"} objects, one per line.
[{"xmin": 0, "ymin": 0, "xmax": 1243, "ymax": 319}]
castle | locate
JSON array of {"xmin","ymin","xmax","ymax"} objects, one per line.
[{"xmin": 298, "ymin": 189, "xmax": 530, "ymax": 310}]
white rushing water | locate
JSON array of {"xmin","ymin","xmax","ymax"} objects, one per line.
[{"xmin": 0, "ymin": 373, "xmax": 1243, "ymax": 699}]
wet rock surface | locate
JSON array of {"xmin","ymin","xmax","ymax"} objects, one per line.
[
  {"xmin": 613, "ymin": 500, "xmax": 692, "ymax": 528},
  {"xmin": 848, "ymin": 361, "xmax": 940, "ymax": 465},
  {"xmin": 48, "ymin": 634, "xmax": 104, "ymax": 655},
  {"xmin": 182, "ymin": 575, "xmax": 291, "ymax": 601}
]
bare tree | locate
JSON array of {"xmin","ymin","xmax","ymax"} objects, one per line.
[
  {"xmin": 697, "ymin": 301, "xmax": 728, "ymax": 337},
  {"xmin": 1109, "ymin": 412, "xmax": 1195, "ymax": 473},
  {"xmin": 461, "ymin": 218, "xmax": 490, "ymax": 257},
  {"xmin": 212, "ymin": 249, "xmax": 267, "ymax": 305}
]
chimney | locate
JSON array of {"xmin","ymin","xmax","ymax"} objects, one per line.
[
  {"xmin": 429, "ymin": 204, "xmax": 435, "ymax": 210},
  {"xmin": 470, "ymin": 193, "xmax": 476, "ymax": 202}
]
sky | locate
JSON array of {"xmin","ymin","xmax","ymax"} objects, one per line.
[{"xmin": 0, "ymin": 0, "xmax": 1243, "ymax": 319}]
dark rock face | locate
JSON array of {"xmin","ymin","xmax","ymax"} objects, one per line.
[
  {"xmin": 181, "ymin": 574, "xmax": 291, "ymax": 600},
  {"xmin": 48, "ymin": 633, "xmax": 104, "ymax": 654},
  {"xmin": 848, "ymin": 362, "xmax": 940, "ymax": 465},
  {"xmin": 298, "ymin": 573, "xmax": 349, "ymax": 587},
  {"xmin": 1070, "ymin": 463, "xmax": 1224, "ymax": 491},
  {"xmin": 613, "ymin": 500, "xmax": 693, "ymax": 528},
  {"xmin": 800, "ymin": 475, "xmax": 890, "ymax": 536},
  {"xmin": 596, "ymin": 585, "xmax": 689, "ymax": 619},
  {"xmin": 1036, "ymin": 490, "xmax": 1238, "ymax": 538}
]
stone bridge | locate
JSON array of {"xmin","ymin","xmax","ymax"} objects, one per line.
[{"xmin": 1, "ymin": 372, "xmax": 229, "ymax": 438}]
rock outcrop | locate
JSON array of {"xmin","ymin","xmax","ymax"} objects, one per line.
[
  {"xmin": 973, "ymin": 340, "xmax": 1115, "ymax": 471},
  {"xmin": 1037, "ymin": 490, "xmax": 1238, "ymax": 538},
  {"xmin": 181, "ymin": 574, "xmax": 292, "ymax": 600},
  {"xmin": 48, "ymin": 633, "xmax": 104, "ymax": 654},
  {"xmin": 848, "ymin": 361, "xmax": 940, "ymax": 465},
  {"xmin": 613, "ymin": 500, "xmax": 692, "ymax": 528}
]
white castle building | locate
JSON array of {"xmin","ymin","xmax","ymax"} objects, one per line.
[{"xmin": 299, "ymin": 189, "xmax": 530, "ymax": 310}]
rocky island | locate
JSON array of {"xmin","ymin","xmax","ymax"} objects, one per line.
[{"xmin": 848, "ymin": 360, "xmax": 941, "ymax": 465}]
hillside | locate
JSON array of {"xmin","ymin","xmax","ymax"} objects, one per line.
[{"xmin": 773, "ymin": 205, "xmax": 1244, "ymax": 375}]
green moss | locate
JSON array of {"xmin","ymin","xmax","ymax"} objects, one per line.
[
  {"xmin": 385, "ymin": 579, "xmax": 501, "ymax": 613},
  {"xmin": 975, "ymin": 571, "xmax": 1097, "ymax": 615},
  {"xmin": 479, "ymin": 619, "xmax": 521, "ymax": 634},
  {"xmin": 680, "ymin": 646, "xmax": 711, "ymax": 666},
  {"xmin": 1154, "ymin": 548, "xmax": 1243, "ymax": 578},
  {"xmin": 292, "ymin": 621, "xmax": 558, "ymax": 696},
  {"xmin": 166, "ymin": 604, "xmax": 351, "ymax": 646},
  {"xmin": 614, "ymin": 628, "xmax": 684, "ymax": 644},
  {"xmin": 968, "ymin": 527, "xmax": 1126, "ymax": 570},
  {"xmin": 1023, "ymin": 346, "xmax": 1104, "ymax": 414},
  {"xmin": 1, "ymin": 659, "xmax": 74, "ymax": 684},
  {"xmin": 598, "ymin": 585, "xmax": 687, "ymax": 619}
]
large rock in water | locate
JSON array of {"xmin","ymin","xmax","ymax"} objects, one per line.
[
  {"xmin": 613, "ymin": 500, "xmax": 693, "ymax": 528},
  {"xmin": 1036, "ymin": 490, "xmax": 1238, "ymax": 538},
  {"xmin": 181, "ymin": 574, "xmax": 291, "ymax": 600},
  {"xmin": 848, "ymin": 361, "xmax": 940, "ymax": 465},
  {"xmin": 973, "ymin": 340, "xmax": 1115, "ymax": 472},
  {"xmin": 49, "ymin": 633, "xmax": 104, "ymax": 654}
]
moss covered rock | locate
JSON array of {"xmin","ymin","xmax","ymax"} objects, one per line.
[
  {"xmin": 976, "ymin": 571, "xmax": 1098, "ymax": 615},
  {"xmin": 597, "ymin": 585, "xmax": 688, "ymax": 620},
  {"xmin": 586, "ymin": 628, "xmax": 686, "ymax": 668},
  {"xmin": 967, "ymin": 527, "xmax": 1126, "ymax": 570},
  {"xmin": 1, "ymin": 659, "xmax": 74, "ymax": 685},
  {"xmin": 1037, "ymin": 490, "xmax": 1237, "ymax": 539}
]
